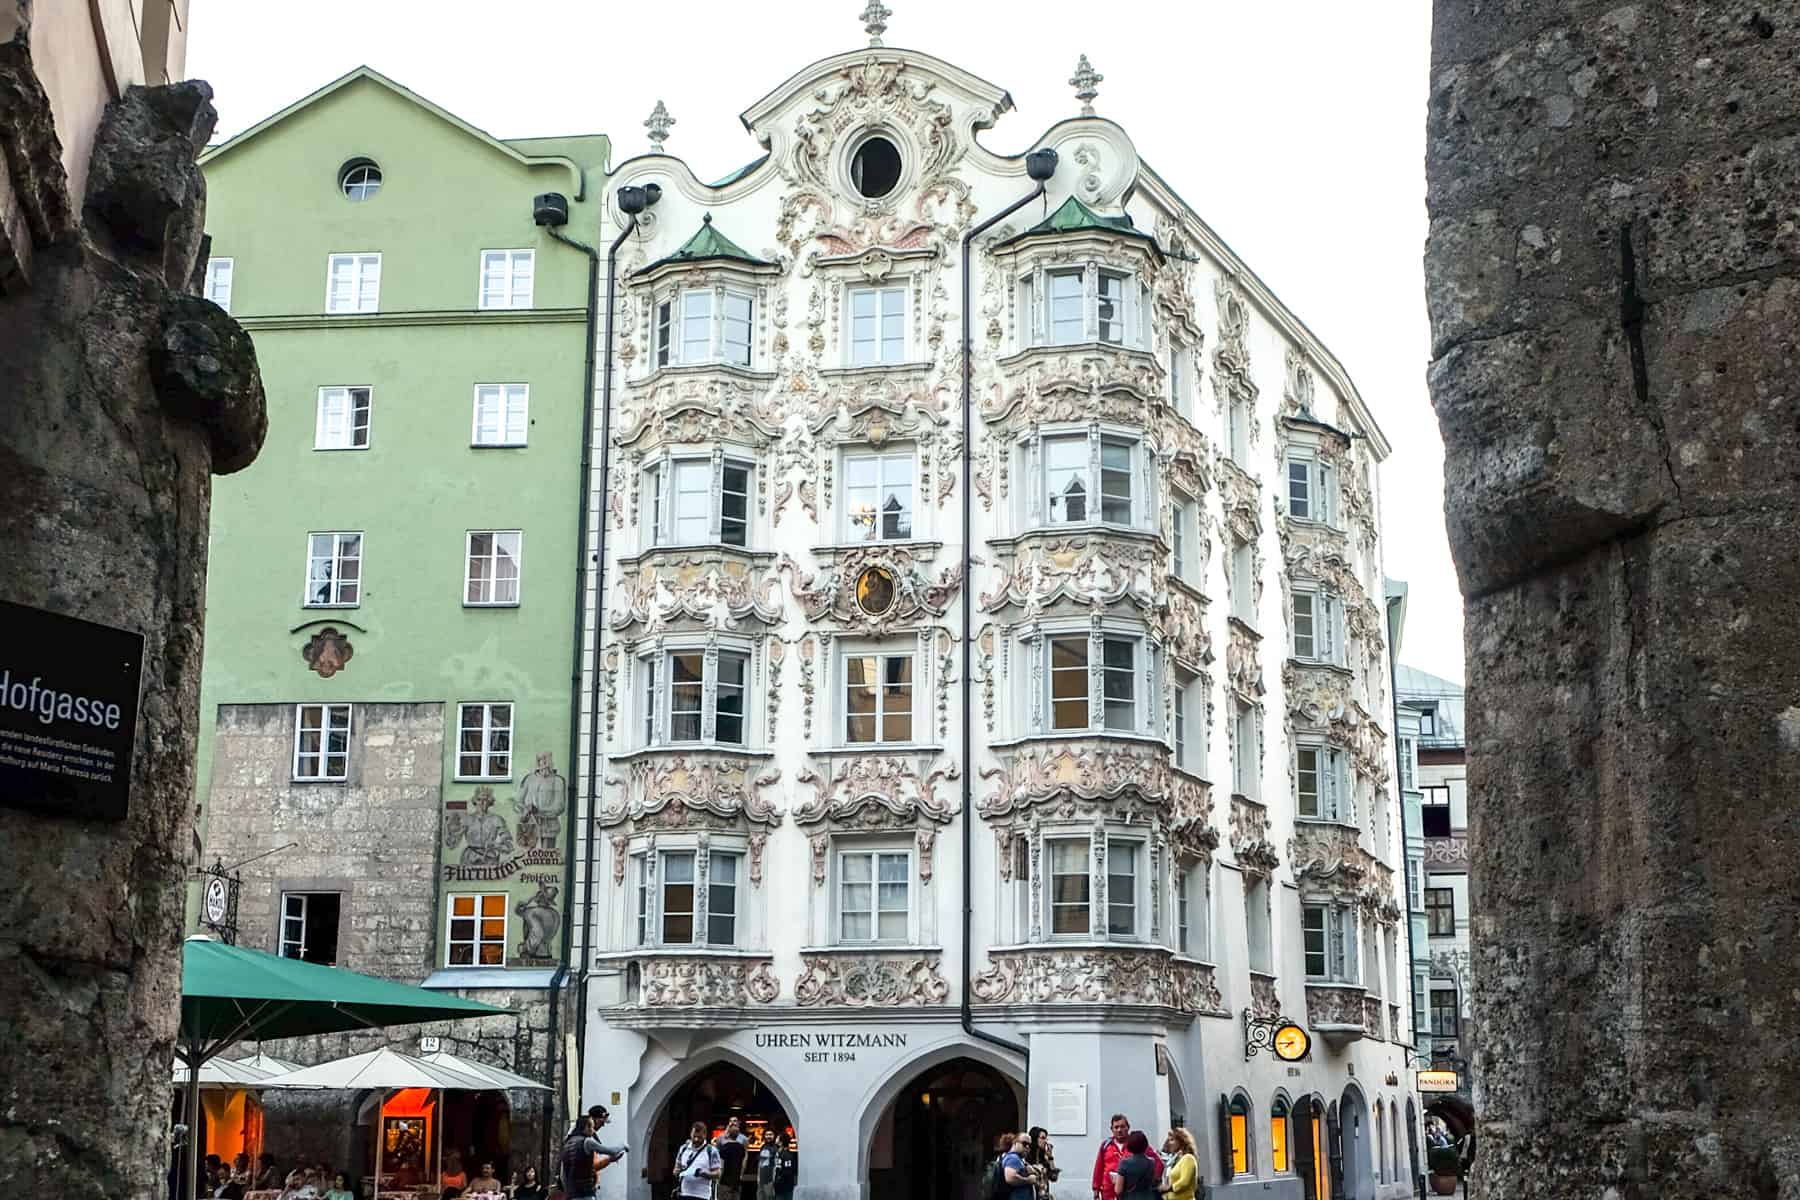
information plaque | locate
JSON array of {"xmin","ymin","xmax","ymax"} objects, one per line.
[{"xmin": 0, "ymin": 600, "xmax": 144, "ymax": 821}]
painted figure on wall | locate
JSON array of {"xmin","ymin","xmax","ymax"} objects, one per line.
[
  {"xmin": 514, "ymin": 752, "xmax": 567, "ymax": 851},
  {"xmin": 516, "ymin": 882, "xmax": 560, "ymax": 959},
  {"xmin": 448, "ymin": 787, "xmax": 515, "ymax": 866}
]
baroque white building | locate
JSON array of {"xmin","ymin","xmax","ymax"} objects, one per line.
[{"xmin": 573, "ymin": 17, "xmax": 1419, "ymax": 1200}]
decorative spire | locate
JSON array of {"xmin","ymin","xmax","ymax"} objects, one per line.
[
  {"xmin": 645, "ymin": 100, "xmax": 675, "ymax": 152},
  {"xmin": 1070, "ymin": 54, "xmax": 1103, "ymax": 116},
  {"xmin": 861, "ymin": 0, "xmax": 891, "ymax": 46}
]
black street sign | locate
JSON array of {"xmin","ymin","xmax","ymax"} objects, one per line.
[{"xmin": 0, "ymin": 600, "xmax": 144, "ymax": 821}]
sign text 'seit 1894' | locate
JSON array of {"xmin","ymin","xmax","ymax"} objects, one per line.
[{"xmin": 0, "ymin": 600, "xmax": 144, "ymax": 821}]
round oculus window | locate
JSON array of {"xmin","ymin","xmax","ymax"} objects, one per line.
[
  {"xmin": 855, "ymin": 565, "xmax": 898, "ymax": 617},
  {"xmin": 339, "ymin": 159, "xmax": 382, "ymax": 202},
  {"xmin": 849, "ymin": 135, "xmax": 903, "ymax": 199}
]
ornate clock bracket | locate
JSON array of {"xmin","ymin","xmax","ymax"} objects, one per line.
[{"xmin": 1243, "ymin": 1008, "xmax": 1311, "ymax": 1062}]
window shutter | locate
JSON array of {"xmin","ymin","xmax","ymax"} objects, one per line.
[{"xmin": 1219, "ymin": 1094, "xmax": 1236, "ymax": 1180}]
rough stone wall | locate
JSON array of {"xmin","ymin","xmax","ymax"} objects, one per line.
[
  {"xmin": 206, "ymin": 702, "xmax": 444, "ymax": 974},
  {"xmin": 251, "ymin": 986, "xmax": 572, "ymax": 1181},
  {"xmin": 0, "ymin": 16, "xmax": 266, "ymax": 1199},
  {"xmin": 1424, "ymin": 4, "xmax": 1800, "ymax": 1198}
]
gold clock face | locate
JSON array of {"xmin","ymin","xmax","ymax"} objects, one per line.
[{"xmin": 1273, "ymin": 1024, "xmax": 1311, "ymax": 1062}]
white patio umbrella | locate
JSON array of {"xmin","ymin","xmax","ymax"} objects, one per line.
[
  {"xmin": 419, "ymin": 1051, "xmax": 550, "ymax": 1092},
  {"xmin": 172, "ymin": 1056, "xmax": 275, "ymax": 1088},
  {"xmin": 259, "ymin": 1048, "xmax": 497, "ymax": 1195},
  {"xmin": 234, "ymin": 1050, "xmax": 306, "ymax": 1076}
]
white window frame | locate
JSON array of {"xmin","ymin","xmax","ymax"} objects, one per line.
[
  {"xmin": 1301, "ymin": 901, "xmax": 1360, "ymax": 983},
  {"xmin": 315, "ymin": 386, "xmax": 372, "ymax": 450},
  {"xmin": 478, "ymin": 249, "xmax": 535, "ymax": 310},
  {"xmin": 1105, "ymin": 835, "xmax": 1145, "ymax": 939},
  {"xmin": 1284, "ymin": 448, "xmax": 1337, "ymax": 526},
  {"xmin": 455, "ymin": 701, "xmax": 513, "ymax": 780},
  {"xmin": 1232, "ymin": 701, "xmax": 1259, "ymax": 800},
  {"xmin": 846, "ymin": 284, "xmax": 907, "ymax": 365},
  {"xmin": 279, "ymin": 892, "xmax": 308, "ymax": 959},
  {"xmin": 708, "ymin": 851, "xmax": 742, "ymax": 946},
  {"xmin": 836, "ymin": 845, "xmax": 913, "ymax": 944},
  {"xmin": 1026, "ymin": 265, "xmax": 1149, "ymax": 349},
  {"xmin": 1045, "ymin": 835, "xmax": 1092, "ymax": 938},
  {"xmin": 1175, "ymin": 867, "xmax": 1190, "ymax": 955},
  {"xmin": 1227, "ymin": 393, "xmax": 1252, "ymax": 466},
  {"xmin": 1173, "ymin": 668, "xmax": 1201, "ymax": 771},
  {"xmin": 631, "ymin": 852, "xmax": 649, "ymax": 947},
  {"xmin": 324, "ymin": 252, "xmax": 380, "ymax": 314},
  {"xmin": 1169, "ymin": 342, "xmax": 1190, "ymax": 416},
  {"xmin": 1037, "ymin": 429, "xmax": 1145, "ymax": 529},
  {"xmin": 841, "ymin": 448, "xmax": 916, "ymax": 543},
  {"xmin": 1245, "ymin": 877, "xmax": 1273, "ymax": 974},
  {"xmin": 1295, "ymin": 739, "xmax": 1349, "ymax": 821},
  {"xmin": 655, "ymin": 286, "xmax": 756, "ymax": 368},
  {"xmin": 1170, "ymin": 495, "xmax": 1193, "ymax": 582},
  {"xmin": 839, "ymin": 646, "xmax": 918, "ymax": 747},
  {"xmin": 1042, "ymin": 629, "xmax": 1157, "ymax": 736},
  {"xmin": 292, "ymin": 703, "xmax": 352, "ymax": 781},
  {"xmin": 1230, "ymin": 539, "xmax": 1256, "ymax": 626},
  {"xmin": 1290, "ymin": 585, "xmax": 1343, "ymax": 665},
  {"xmin": 445, "ymin": 892, "xmax": 508, "ymax": 967},
  {"xmin": 472, "ymin": 384, "xmax": 530, "ymax": 447},
  {"xmin": 304, "ymin": 532, "xmax": 362, "ymax": 607},
  {"xmin": 639, "ymin": 644, "xmax": 752, "ymax": 748},
  {"xmin": 464, "ymin": 530, "xmax": 522, "ymax": 607},
  {"xmin": 205, "ymin": 257, "xmax": 234, "ymax": 311},
  {"xmin": 644, "ymin": 452, "xmax": 755, "ymax": 548},
  {"xmin": 659, "ymin": 849, "xmax": 698, "ymax": 945}
]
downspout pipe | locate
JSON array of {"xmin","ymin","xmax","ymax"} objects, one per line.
[
  {"xmin": 572, "ymin": 182, "xmax": 659, "ymax": 1102},
  {"xmin": 960, "ymin": 149, "xmax": 1058, "ymax": 1101},
  {"xmin": 542, "ymin": 209, "xmax": 599, "ymax": 1160}
]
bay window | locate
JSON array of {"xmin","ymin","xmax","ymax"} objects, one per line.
[
  {"xmin": 1025, "ymin": 265, "xmax": 1149, "ymax": 349},
  {"xmin": 639, "ymin": 647, "xmax": 750, "ymax": 747},
  {"xmin": 1295, "ymin": 740, "xmax": 1349, "ymax": 821},
  {"xmin": 644, "ymin": 453, "xmax": 753, "ymax": 548},
  {"xmin": 708, "ymin": 853, "xmax": 741, "ymax": 945},
  {"xmin": 1106, "ymin": 837, "xmax": 1140, "ymax": 937},
  {"xmin": 629, "ymin": 844, "xmax": 746, "ymax": 948},
  {"xmin": 1044, "ymin": 632, "xmax": 1152, "ymax": 735},
  {"xmin": 843, "ymin": 450, "xmax": 914, "ymax": 542},
  {"xmin": 1301, "ymin": 901, "xmax": 1359, "ymax": 983},
  {"xmin": 838, "ymin": 848, "xmax": 910, "ymax": 943},
  {"xmin": 655, "ymin": 287, "xmax": 755, "ymax": 368},
  {"xmin": 1037, "ymin": 431, "xmax": 1144, "ymax": 527},
  {"xmin": 1285, "ymin": 450, "xmax": 1336, "ymax": 525},
  {"xmin": 1048, "ymin": 837, "xmax": 1091, "ymax": 935},
  {"xmin": 660, "ymin": 851, "xmax": 696, "ymax": 943},
  {"xmin": 1290, "ymin": 586, "xmax": 1342, "ymax": 665}
]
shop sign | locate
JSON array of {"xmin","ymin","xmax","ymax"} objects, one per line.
[
  {"xmin": 752, "ymin": 1029, "xmax": 907, "ymax": 1064},
  {"xmin": 1416, "ymin": 1069, "xmax": 1460, "ymax": 1093},
  {"xmin": 0, "ymin": 600, "xmax": 144, "ymax": 822}
]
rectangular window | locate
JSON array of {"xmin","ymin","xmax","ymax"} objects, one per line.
[
  {"xmin": 1096, "ymin": 270, "xmax": 1127, "ymax": 344},
  {"xmin": 844, "ymin": 451, "xmax": 914, "ymax": 541},
  {"xmin": 456, "ymin": 702, "xmax": 513, "ymax": 779},
  {"xmin": 645, "ymin": 649, "xmax": 750, "ymax": 746},
  {"xmin": 849, "ymin": 286, "xmax": 906, "ymax": 365},
  {"xmin": 1228, "ymin": 396, "xmax": 1251, "ymax": 466},
  {"xmin": 1038, "ymin": 432, "xmax": 1143, "ymax": 529},
  {"xmin": 472, "ymin": 384, "xmax": 529, "ymax": 447},
  {"xmin": 325, "ymin": 252, "xmax": 380, "ymax": 314},
  {"xmin": 672, "ymin": 459, "xmax": 711, "ymax": 543},
  {"xmin": 1175, "ymin": 868, "xmax": 1189, "ymax": 955},
  {"xmin": 661, "ymin": 851, "xmax": 696, "ymax": 943},
  {"xmin": 1231, "ymin": 540, "xmax": 1255, "ymax": 625},
  {"xmin": 315, "ymin": 386, "xmax": 371, "ymax": 450},
  {"xmin": 1049, "ymin": 636, "xmax": 1090, "ymax": 731},
  {"xmin": 1044, "ymin": 435, "xmax": 1088, "ymax": 524},
  {"xmin": 278, "ymin": 892, "xmax": 340, "ymax": 965},
  {"xmin": 1048, "ymin": 838, "xmax": 1090, "ymax": 935},
  {"xmin": 1229, "ymin": 1096, "xmax": 1250, "ymax": 1176},
  {"xmin": 446, "ymin": 893, "xmax": 507, "ymax": 966},
  {"xmin": 1398, "ymin": 736, "xmax": 1416, "ymax": 791},
  {"xmin": 721, "ymin": 462, "xmax": 750, "ymax": 546},
  {"xmin": 1232, "ymin": 702, "xmax": 1258, "ymax": 799},
  {"xmin": 205, "ymin": 257, "xmax": 234, "ymax": 311},
  {"xmin": 1044, "ymin": 632, "xmax": 1144, "ymax": 734},
  {"xmin": 1431, "ymin": 987, "xmax": 1459, "ymax": 1036},
  {"xmin": 1169, "ymin": 344, "xmax": 1188, "ymax": 414},
  {"xmin": 1426, "ymin": 887, "xmax": 1455, "ymax": 936},
  {"xmin": 1245, "ymin": 878, "xmax": 1272, "ymax": 973},
  {"xmin": 1106, "ymin": 838, "xmax": 1139, "ymax": 936},
  {"xmin": 1287, "ymin": 457, "xmax": 1313, "ymax": 520},
  {"xmin": 839, "ymin": 850, "xmax": 909, "ymax": 942},
  {"xmin": 293, "ymin": 703, "xmax": 352, "ymax": 780},
  {"xmin": 1302, "ymin": 903, "xmax": 1358, "ymax": 982},
  {"xmin": 1291, "ymin": 588, "xmax": 1340, "ymax": 664},
  {"xmin": 1423, "ymin": 785, "xmax": 1452, "ymax": 837},
  {"xmin": 479, "ymin": 249, "xmax": 534, "ymax": 310},
  {"xmin": 305, "ymin": 532, "xmax": 362, "ymax": 607},
  {"xmin": 1171, "ymin": 498, "xmax": 1191, "ymax": 580},
  {"xmin": 464, "ymin": 531, "xmax": 522, "ymax": 606},
  {"xmin": 1301, "ymin": 904, "xmax": 1329, "ymax": 978},
  {"xmin": 1101, "ymin": 637, "xmax": 1136, "ymax": 731},
  {"xmin": 655, "ymin": 300, "xmax": 673, "ymax": 367},
  {"xmin": 650, "ymin": 457, "xmax": 754, "ymax": 547},
  {"xmin": 1173, "ymin": 681, "xmax": 1189, "ymax": 769},
  {"xmin": 722, "ymin": 291, "xmax": 753, "ymax": 366},
  {"xmin": 1295, "ymin": 743, "xmax": 1345, "ymax": 820},
  {"xmin": 1099, "ymin": 436, "xmax": 1133, "ymax": 523},
  {"xmin": 708, "ymin": 852, "xmax": 740, "ymax": 945},
  {"xmin": 844, "ymin": 652, "xmax": 914, "ymax": 744},
  {"xmin": 1293, "ymin": 592, "xmax": 1316, "ymax": 660},
  {"xmin": 1418, "ymin": 704, "xmax": 1438, "ymax": 738},
  {"xmin": 681, "ymin": 290, "xmax": 713, "ymax": 362},
  {"xmin": 632, "ymin": 854, "xmax": 649, "ymax": 946},
  {"xmin": 1048, "ymin": 269, "xmax": 1084, "ymax": 345}
]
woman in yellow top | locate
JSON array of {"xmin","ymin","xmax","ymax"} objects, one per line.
[{"xmin": 1158, "ymin": 1128, "xmax": 1199, "ymax": 1200}]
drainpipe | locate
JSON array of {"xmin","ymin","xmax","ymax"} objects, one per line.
[
  {"xmin": 571, "ymin": 182, "xmax": 660, "ymax": 1099},
  {"xmin": 960, "ymin": 149, "xmax": 1058, "ymax": 1101},
  {"xmin": 541, "ymin": 194, "xmax": 599, "ymax": 1162}
]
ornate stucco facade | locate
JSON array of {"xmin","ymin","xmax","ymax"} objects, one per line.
[{"xmin": 577, "ymin": 24, "xmax": 1418, "ymax": 1200}]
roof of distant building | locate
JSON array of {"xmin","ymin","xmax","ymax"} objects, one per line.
[{"xmin": 1396, "ymin": 662, "xmax": 1466, "ymax": 750}]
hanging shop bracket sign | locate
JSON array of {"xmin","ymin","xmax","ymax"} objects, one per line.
[{"xmin": 1244, "ymin": 1008, "xmax": 1312, "ymax": 1062}]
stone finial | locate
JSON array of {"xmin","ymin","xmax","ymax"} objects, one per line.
[
  {"xmin": 1070, "ymin": 54, "xmax": 1103, "ymax": 116},
  {"xmin": 861, "ymin": 0, "xmax": 892, "ymax": 46},
  {"xmin": 645, "ymin": 100, "xmax": 675, "ymax": 152}
]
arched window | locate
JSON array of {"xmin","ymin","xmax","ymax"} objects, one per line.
[
  {"xmin": 1372, "ymin": 1099, "xmax": 1385, "ymax": 1182},
  {"xmin": 1226, "ymin": 1091, "xmax": 1253, "ymax": 1177},
  {"xmin": 1270, "ymin": 1094, "xmax": 1291, "ymax": 1173}
]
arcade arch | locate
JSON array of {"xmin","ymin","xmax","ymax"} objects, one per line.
[{"xmin": 862, "ymin": 1050, "xmax": 1024, "ymax": 1200}]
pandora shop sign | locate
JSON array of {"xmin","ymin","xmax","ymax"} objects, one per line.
[{"xmin": 752, "ymin": 1030, "xmax": 908, "ymax": 1064}]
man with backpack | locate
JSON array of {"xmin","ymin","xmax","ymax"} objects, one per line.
[{"xmin": 560, "ymin": 1114, "xmax": 629, "ymax": 1200}]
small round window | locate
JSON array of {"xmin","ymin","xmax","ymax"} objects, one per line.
[
  {"xmin": 849, "ymin": 135, "xmax": 902, "ymax": 199},
  {"xmin": 339, "ymin": 159, "xmax": 382, "ymax": 202}
]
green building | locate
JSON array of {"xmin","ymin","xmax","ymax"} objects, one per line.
[{"xmin": 188, "ymin": 66, "xmax": 607, "ymax": 1171}]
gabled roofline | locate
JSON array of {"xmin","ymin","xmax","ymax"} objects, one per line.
[
  {"xmin": 198, "ymin": 65, "xmax": 600, "ymax": 200},
  {"xmin": 739, "ymin": 45, "xmax": 1013, "ymax": 134},
  {"xmin": 1134, "ymin": 158, "xmax": 1391, "ymax": 459}
]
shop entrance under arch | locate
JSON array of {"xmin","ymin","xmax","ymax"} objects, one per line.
[
  {"xmin": 645, "ymin": 1061, "xmax": 793, "ymax": 1197},
  {"xmin": 867, "ymin": 1055, "xmax": 1021, "ymax": 1200}
]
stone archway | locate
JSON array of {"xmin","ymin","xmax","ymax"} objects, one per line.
[
  {"xmin": 1337, "ymin": 1084, "xmax": 1370, "ymax": 1200},
  {"xmin": 641, "ymin": 1059, "xmax": 794, "ymax": 1198},
  {"xmin": 862, "ymin": 1052, "xmax": 1024, "ymax": 1200}
]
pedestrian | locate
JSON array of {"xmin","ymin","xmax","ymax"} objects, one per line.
[
  {"xmin": 1108, "ymin": 1132, "xmax": 1158, "ymax": 1199},
  {"xmin": 1025, "ymin": 1128, "xmax": 1059, "ymax": 1199},
  {"xmin": 468, "ymin": 1162, "xmax": 504, "ymax": 1194},
  {"xmin": 254, "ymin": 1155, "xmax": 281, "ymax": 1191},
  {"xmin": 1000, "ymin": 1132, "xmax": 1037, "ymax": 1200},
  {"xmin": 561, "ymin": 1114, "xmax": 629, "ymax": 1200},
  {"xmin": 583, "ymin": 1105, "xmax": 629, "ymax": 1176},
  {"xmin": 714, "ymin": 1118, "xmax": 750, "ymax": 1200},
  {"xmin": 767, "ymin": 1130, "xmax": 798, "ymax": 1200},
  {"xmin": 1157, "ymin": 1129, "xmax": 1196, "ymax": 1200},
  {"xmin": 756, "ymin": 1135, "xmax": 778, "ymax": 1200},
  {"xmin": 675, "ymin": 1122, "xmax": 722, "ymax": 1199},
  {"xmin": 442, "ymin": 1155, "xmax": 467, "ymax": 1191},
  {"xmin": 1091, "ymin": 1114, "xmax": 1163, "ymax": 1200},
  {"xmin": 322, "ymin": 1172, "xmax": 354, "ymax": 1200},
  {"xmin": 513, "ymin": 1166, "xmax": 546, "ymax": 1200}
]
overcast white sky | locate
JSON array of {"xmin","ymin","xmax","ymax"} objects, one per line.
[{"xmin": 189, "ymin": 0, "xmax": 1464, "ymax": 684}]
